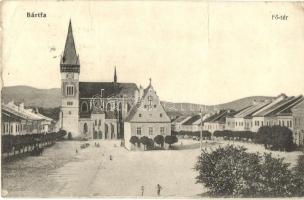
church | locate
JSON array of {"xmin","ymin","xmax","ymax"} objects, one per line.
[{"xmin": 58, "ymin": 20, "xmax": 139, "ymax": 139}]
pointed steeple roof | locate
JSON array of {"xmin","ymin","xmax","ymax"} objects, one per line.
[
  {"xmin": 114, "ymin": 66, "xmax": 117, "ymax": 83},
  {"xmin": 61, "ymin": 20, "xmax": 79, "ymax": 66}
]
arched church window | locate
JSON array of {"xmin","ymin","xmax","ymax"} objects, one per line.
[{"xmin": 81, "ymin": 101, "xmax": 88, "ymax": 112}]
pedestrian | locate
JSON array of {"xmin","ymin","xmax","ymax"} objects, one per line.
[
  {"xmin": 141, "ymin": 185, "xmax": 144, "ymax": 196},
  {"xmin": 110, "ymin": 155, "xmax": 112, "ymax": 160},
  {"xmin": 156, "ymin": 184, "xmax": 162, "ymax": 196},
  {"xmin": 76, "ymin": 149, "xmax": 78, "ymax": 154}
]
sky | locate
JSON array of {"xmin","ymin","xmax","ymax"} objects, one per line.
[{"xmin": 2, "ymin": 1, "xmax": 304, "ymax": 105}]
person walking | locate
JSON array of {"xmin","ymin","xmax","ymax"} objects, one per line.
[
  {"xmin": 141, "ymin": 185, "xmax": 144, "ymax": 196},
  {"xmin": 156, "ymin": 184, "xmax": 162, "ymax": 196}
]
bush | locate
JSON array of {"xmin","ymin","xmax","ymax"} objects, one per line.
[
  {"xmin": 256, "ymin": 126, "xmax": 294, "ymax": 151},
  {"xmin": 140, "ymin": 136, "xmax": 149, "ymax": 150},
  {"xmin": 154, "ymin": 135, "xmax": 164, "ymax": 147},
  {"xmin": 165, "ymin": 135, "xmax": 178, "ymax": 148},
  {"xmin": 130, "ymin": 136, "xmax": 140, "ymax": 147},
  {"xmin": 195, "ymin": 145, "xmax": 303, "ymax": 197}
]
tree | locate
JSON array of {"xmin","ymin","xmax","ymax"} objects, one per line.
[
  {"xmin": 195, "ymin": 145, "xmax": 303, "ymax": 197},
  {"xmin": 140, "ymin": 136, "xmax": 149, "ymax": 150},
  {"xmin": 256, "ymin": 126, "xmax": 294, "ymax": 151},
  {"xmin": 165, "ymin": 135, "xmax": 178, "ymax": 148},
  {"xmin": 130, "ymin": 136, "xmax": 140, "ymax": 147},
  {"xmin": 154, "ymin": 135, "xmax": 164, "ymax": 148}
]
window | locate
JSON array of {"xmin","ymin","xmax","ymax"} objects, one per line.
[
  {"xmin": 139, "ymin": 114, "xmax": 142, "ymax": 117},
  {"xmin": 136, "ymin": 127, "xmax": 142, "ymax": 135},
  {"xmin": 81, "ymin": 102, "xmax": 88, "ymax": 111},
  {"xmin": 149, "ymin": 127, "xmax": 153, "ymax": 135},
  {"xmin": 160, "ymin": 113, "xmax": 163, "ymax": 118},
  {"xmin": 66, "ymin": 85, "xmax": 74, "ymax": 96},
  {"xmin": 261, "ymin": 121, "xmax": 263, "ymax": 126},
  {"xmin": 67, "ymin": 101, "xmax": 73, "ymax": 106},
  {"xmin": 290, "ymin": 121, "xmax": 292, "ymax": 128},
  {"xmin": 95, "ymin": 120, "xmax": 97, "ymax": 126},
  {"xmin": 99, "ymin": 120, "xmax": 101, "ymax": 126},
  {"xmin": 68, "ymin": 111, "xmax": 72, "ymax": 115},
  {"xmin": 160, "ymin": 127, "xmax": 165, "ymax": 135}
]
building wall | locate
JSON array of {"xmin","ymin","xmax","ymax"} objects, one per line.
[
  {"xmin": 203, "ymin": 122, "xmax": 225, "ymax": 133},
  {"xmin": 124, "ymin": 122, "xmax": 171, "ymax": 150},
  {"xmin": 293, "ymin": 108, "xmax": 304, "ymax": 146},
  {"xmin": 277, "ymin": 116, "xmax": 293, "ymax": 131}
]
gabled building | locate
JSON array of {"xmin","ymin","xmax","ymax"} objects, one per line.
[{"xmin": 124, "ymin": 80, "xmax": 171, "ymax": 150}]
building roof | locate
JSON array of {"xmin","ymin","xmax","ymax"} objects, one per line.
[
  {"xmin": 182, "ymin": 115, "xmax": 201, "ymax": 125},
  {"xmin": 233, "ymin": 101, "xmax": 270, "ymax": 118},
  {"xmin": 253, "ymin": 96, "xmax": 302, "ymax": 117},
  {"xmin": 269, "ymin": 96, "xmax": 303, "ymax": 116},
  {"xmin": 2, "ymin": 103, "xmax": 50, "ymax": 121},
  {"xmin": 172, "ymin": 116, "xmax": 190, "ymax": 124},
  {"xmin": 204, "ymin": 110, "xmax": 236, "ymax": 124},
  {"xmin": 61, "ymin": 20, "xmax": 79, "ymax": 66},
  {"xmin": 79, "ymin": 82, "xmax": 138, "ymax": 99},
  {"xmin": 292, "ymin": 99, "xmax": 304, "ymax": 111}
]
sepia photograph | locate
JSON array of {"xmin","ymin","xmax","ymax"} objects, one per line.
[{"xmin": 1, "ymin": 1, "xmax": 304, "ymax": 198}]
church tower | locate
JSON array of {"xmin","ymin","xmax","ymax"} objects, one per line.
[{"xmin": 59, "ymin": 20, "xmax": 80, "ymax": 138}]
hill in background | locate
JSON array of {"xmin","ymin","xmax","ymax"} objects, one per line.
[{"xmin": 1, "ymin": 85, "xmax": 274, "ymax": 119}]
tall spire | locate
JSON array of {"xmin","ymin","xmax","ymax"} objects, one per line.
[
  {"xmin": 60, "ymin": 19, "xmax": 80, "ymax": 72},
  {"xmin": 114, "ymin": 66, "xmax": 117, "ymax": 83},
  {"xmin": 61, "ymin": 20, "xmax": 79, "ymax": 65}
]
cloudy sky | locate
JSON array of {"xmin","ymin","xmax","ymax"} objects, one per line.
[{"xmin": 2, "ymin": 1, "xmax": 304, "ymax": 105}]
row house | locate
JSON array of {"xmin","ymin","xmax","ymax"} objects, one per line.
[
  {"xmin": 171, "ymin": 116, "xmax": 192, "ymax": 132},
  {"xmin": 1, "ymin": 101, "xmax": 55, "ymax": 135},
  {"xmin": 203, "ymin": 110, "xmax": 235, "ymax": 133},
  {"xmin": 251, "ymin": 95, "xmax": 303, "ymax": 132},
  {"xmin": 180, "ymin": 115, "xmax": 202, "ymax": 132},
  {"xmin": 226, "ymin": 101, "xmax": 270, "ymax": 131}
]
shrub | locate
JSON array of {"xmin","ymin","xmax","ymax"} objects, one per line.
[
  {"xmin": 256, "ymin": 126, "xmax": 294, "ymax": 151},
  {"xmin": 140, "ymin": 136, "xmax": 149, "ymax": 150},
  {"xmin": 147, "ymin": 138, "xmax": 155, "ymax": 150},
  {"xmin": 165, "ymin": 135, "xmax": 178, "ymax": 148},
  {"xmin": 195, "ymin": 145, "xmax": 303, "ymax": 197},
  {"xmin": 129, "ymin": 136, "xmax": 140, "ymax": 147},
  {"xmin": 154, "ymin": 135, "xmax": 164, "ymax": 147}
]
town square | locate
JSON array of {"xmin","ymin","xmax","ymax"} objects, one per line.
[{"xmin": 1, "ymin": 1, "xmax": 304, "ymax": 198}]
